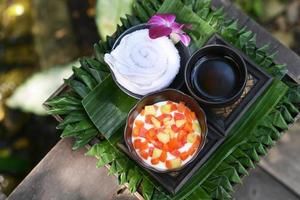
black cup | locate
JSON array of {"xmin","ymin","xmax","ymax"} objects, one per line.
[{"xmin": 184, "ymin": 45, "xmax": 247, "ymax": 107}]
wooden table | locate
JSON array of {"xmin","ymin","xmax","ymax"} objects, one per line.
[{"xmin": 8, "ymin": 0, "xmax": 300, "ymax": 199}]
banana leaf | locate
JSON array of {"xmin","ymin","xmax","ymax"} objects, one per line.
[
  {"xmin": 82, "ymin": 75, "xmax": 137, "ymax": 139},
  {"xmin": 174, "ymin": 79, "xmax": 288, "ymax": 199}
]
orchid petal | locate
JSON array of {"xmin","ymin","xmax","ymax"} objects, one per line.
[
  {"xmin": 149, "ymin": 26, "xmax": 172, "ymax": 39},
  {"xmin": 148, "ymin": 14, "xmax": 176, "ymax": 26},
  {"xmin": 180, "ymin": 33, "xmax": 191, "ymax": 46}
]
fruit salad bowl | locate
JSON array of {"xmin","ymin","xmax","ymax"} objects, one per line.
[{"xmin": 124, "ymin": 89, "xmax": 208, "ymax": 173}]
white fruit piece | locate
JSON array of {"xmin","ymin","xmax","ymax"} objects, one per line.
[
  {"xmin": 145, "ymin": 105, "xmax": 156, "ymax": 115},
  {"xmin": 152, "ymin": 148, "xmax": 162, "ymax": 159},
  {"xmin": 157, "ymin": 132, "xmax": 170, "ymax": 144}
]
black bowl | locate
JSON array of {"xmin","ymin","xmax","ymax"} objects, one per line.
[
  {"xmin": 184, "ymin": 45, "xmax": 247, "ymax": 107},
  {"xmin": 110, "ymin": 24, "xmax": 190, "ymax": 99},
  {"xmin": 124, "ymin": 89, "xmax": 208, "ymax": 173}
]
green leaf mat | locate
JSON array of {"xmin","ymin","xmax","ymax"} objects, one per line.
[{"xmin": 45, "ymin": 0, "xmax": 299, "ymax": 199}]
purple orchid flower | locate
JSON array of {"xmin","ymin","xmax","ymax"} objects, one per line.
[{"xmin": 147, "ymin": 14, "xmax": 192, "ymax": 46}]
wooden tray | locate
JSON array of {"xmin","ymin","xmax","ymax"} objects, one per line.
[{"xmin": 118, "ymin": 34, "xmax": 273, "ymax": 194}]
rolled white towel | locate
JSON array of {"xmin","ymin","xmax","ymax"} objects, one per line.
[{"xmin": 104, "ymin": 29, "xmax": 180, "ymax": 96}]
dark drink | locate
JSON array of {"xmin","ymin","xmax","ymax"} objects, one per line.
[{"xmin": 191, "ymin": 57, "xmax": 240, "ymax": 101}]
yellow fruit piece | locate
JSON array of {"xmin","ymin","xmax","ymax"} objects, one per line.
[
  {"xmin": 170, "ymin": 158, "xmax": 182, "ymax": 168},
  {"xmin": 145, "ymin": 105, "xmax": 156, "ymax": 115},
  {"xmin": 152, "ymin": 148, "xmax": 162, "ymax": 159},
  {"xmin": 193, "ymin": 121, "xmax": 201, "ymax": 133},
  {"xmin": 157, "ymin": 132, "xmax": 170, "ymax": 144},
  {"xmin": 161, "ymin": 104, "xmax": 171, "ymax": 114},
  {"xmin": 187, "ymin": 133, "xmax": 197, "ymax": 143},
  {"xmin": 176, "ymin": 120, "xmax": 186, "ymax": 128},
  {"xmin": 151, "ymin": 117, "xmax": 161, "ymax": 128}
]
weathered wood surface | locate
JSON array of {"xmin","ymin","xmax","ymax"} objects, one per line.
[
  {"xmin": 233, "ymin": 167, "xmax": 299, "ymax": 200},
  {"xmin": 8, "ymin": 0, "xmax": 300, "ymax": 200},
  {"xmin": 7, "ymin": 139, "xmax": 137, "ymax": 200},
  {"xmin": 260, "ymin": 122, "xmax": 300, "ymax": 197}
]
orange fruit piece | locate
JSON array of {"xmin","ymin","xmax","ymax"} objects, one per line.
[
  {"xmin": 140, "ymin": 109, "xmax": 145, "ymax": 116},
  {"xmin": 133, "ymin": 127, "xmax": 140, "ymax": 137},
  {"xmin": 166, "ymin": 160, "xmax": 172, "ymax": 169},
  {"xmin": 174, "ymin": 112, "xmax": 185, "ymax": 120},
  {"xmin": 145, "ymin": 114, "xmax": 155, "ymax": 124},
  {"xmin": 133, "ymin": 139, "xmax": 148, "ymax": 150},
  {"xmin": 151, "ymin": 158, "xmax": 160, "ymax": 165},
  {"xmin": 139, "ymin": 127, "xmax": 148, "ymax": 138},
  {"xmin": 171, "ymin": 124, "xmax": 179, "ymax": 132},
  {"xmin": 170, "ymin": 149, "xmax": 180, "ymax": 157},
  {"xmin": 140, "ymin": 150, "xmax": 149, "ymax": 160},
  {"xmin": 159, "ymin": 151, "xmax": 167, "ymax": 162},
  {"xmin": 183, "ymin": 122, "xmax": 193, "ymax": 132},
  {"xmin": 168, "ymin": 138, "xmax": 179, "ymax": 150},
  {"xmin": 180, "ymin": 151, "xmax": 189, "ymax": 161},
  {"xmin": 178, "ymin": 102, "xmax": 186, "ymax": 112},
  {"xmin": 135, "ymin": 120, "xmax": 144, "ymax": 128},
  {"xmin": 170, "ymin": 103, "xmax": 177, "ymax": 111}
]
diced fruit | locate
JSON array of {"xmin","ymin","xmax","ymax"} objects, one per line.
[
  {"xmin": 168, "ymin": 139, "xmax": 179, "ymax": 150},
  {"xmin": 176, "ymin": 120, "xmax": 186, "ymax": 128},
  {"xmin": 140, "ymin": 109, "xmax": 145, "ymax": 116},
  {"xmin": 178, "ymin": 102, "xmax": 185, "ymax": 112},
  {"xmin": 163, "ymin": 118, "xmax": 175, "ymax": 127},
  {"xmin": 171, "ymin": 124, "xmax": 179, "ymax": 132},
  {"xmin": 187, "ymin": 133, "xmax": 197, "ymax": 143},
  {"xmin": 178, "ymin": 130, "xmax": 188, "ymax": 143},
  {"xmin": 188, "ymin": 145, "xmax": 197, "ymax": 155},
  {"xmin": 157, "ymin": 132, "xmax": 170, "ymax": 144},
  {"xmin": 148, "ymin": 128, "xmax": 157, "ymax": 138},
  {"xmin": 151, "ymin": 117, "xmax": 161, "ymax": 128},
  {"xmin": 135, "ymin": 120, "xmax": 144, "ymax": 128},
  {"xmin": 151, "ymin": 158, "xmax": 160, "ymax": 165},
  {"xmin": 166, "ymin": 158, "xmax": 182, "ymax": 169},
  {"xmin": 152, "ymin": 148, "xmax": 162, "ymax": 159},
  {"xmin": 161, "ymin": 104, "xmax": 171, "ymax": 114},
  {"xmin": 183, "ymin": 122, "xmax": 193, "ymax": 132},
  {"xmin": 159, "ymin": 151, "xmax": 167, "ymax": 162},
  {"xmin": 133, "ymin": 127, "xmax": 140, "ymax": 137},
  {"xmin": 145, "ymin": 105, "xmax": 156, "ymax": 115},
  {"xmin": 170, "ymin": 103, "xmax": 177, "ymax": 111},
  {"xmin": 152, "ymin": 140, "xmax": 163, "ymax": 149},
  {"xmin": 149, "ymin": 147, "xmax": 154, "ymax": 157},
  {"xmin": 158, "ymin": 113, "xmax": 172, "ymax": 120},
  {"xmin": 133, "ymin": 139, "xmax": 148, "ymax": 150},
  {"xmin": 139, "ymin": 127, "xmax": 148, "ymax": 138},
  {"xmin": 140, "ymin": 150, "xmax": 149, "ymax": 159},
  {"xmin": 174, "ymin": 112, "xmax": 185, "ymax": 120},
  {"xmin": 180, "ymin": 152, "xmax": 189, "ymax": 161},
  {"xmin": 192, "ymin": 122, "xmax": 201, "ymax": 133},
  {"xmin": 191, "ymin": 112, "xmax": 196, "ymax": 120},
  {"xmin": 166, "ymin": 128, "xmax": 176, "ymax": 139},
  {"xmin": 145, "ymin": 115, "xmax": 155, "ymax": 124},
  {"xmin": 170, "ymin": 149, "xmax": 180, "ymax": 157}
]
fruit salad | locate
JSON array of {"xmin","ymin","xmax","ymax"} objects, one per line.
[{"xmin": 131, "ymin": 101, "xmax": 202, "ymax": 171}]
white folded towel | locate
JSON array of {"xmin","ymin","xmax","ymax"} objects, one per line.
[{"xmin": 104, "ymin": 29, "xmax": 180, "ymax": 95}]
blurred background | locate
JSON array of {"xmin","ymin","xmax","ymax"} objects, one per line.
[{"xmin": 0, "ymin": 0, "xmax": 299, "ymax": 198}]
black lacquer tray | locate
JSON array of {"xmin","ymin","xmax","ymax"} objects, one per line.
[{"xmin": 118, "ymin": 34, "xmax": 273, "ymax": 194}]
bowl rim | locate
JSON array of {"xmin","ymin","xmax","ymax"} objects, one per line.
[
  {"xmin": 124, "ymin": 88, "xmax": 208, "ymax": 173},
  {"xmin": 109, "ymin": 23, "xmax": 190, "ymax": 99},
  {"xmin": 184, "ymin": 44, "xmax": 248, "ymax": 106}
]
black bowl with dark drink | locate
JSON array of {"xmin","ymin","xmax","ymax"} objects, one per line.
[{"xmin": 185, "ymin": 45, "xmax": 247, "ymax": 107}]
